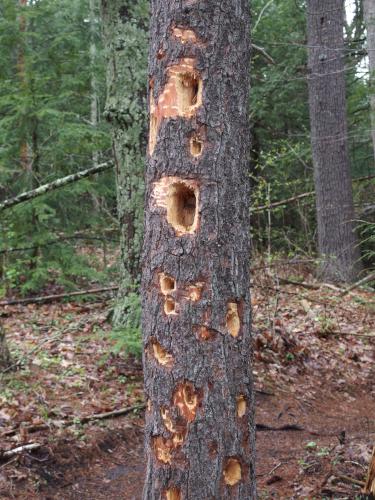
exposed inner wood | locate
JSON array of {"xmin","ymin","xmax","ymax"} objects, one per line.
[
  {"xmin": 161, "ymin": 407, "xmax": 177, "ymax": 433},
  {"xmin": 190, "ymin": 135, "xmax": 203, "ymax": 157},
  {"xmin": 197, "ymin": 326, "xmax": 217, "ymax": 341},
  {"xmin": 237, "ymin": 395, "xmax": 247, "ymax": 418},
  {"xmin": 153, "ymin": 436, "xmax": 173, "ymax": 464},
  {"xmin": 164, "ymin": 297, "xmax": 178, "ymax": 316},
  {"xmin": 186, "ymin": 282, "xmax": 204, "ymax": 302},
  {"xmin": 165, "ymin": 488, "xmax": 181, "ymax": 500},
  {"xmin": 149, "ymin": 58, "xmax": 202, "ymax": 155},
  {"xmin": 152, "ymin": 340, "xmax": 174, "ymax": 367},
  {"xmin": 226, "ymin": 302, "xmax": 240, "ymax": 338},
  {"xmin": 152, "ymin": 177, "xmax": 200, "ymax": 236},
  {"xmin": 159, "ymin": 273, "xmax": 176, "ymax": 295},
  {"xmin": 172, "ymin": 27, "xmax": 198, "ymax": 44},
  {"xmin": 223, "ymin": 458, "xmax": 242, "ymax": 486},
  {"xmin": 173, "ymin": 381, "xmax": 199, "ymax": 422}
]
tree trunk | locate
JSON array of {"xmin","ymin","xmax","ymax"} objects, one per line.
[
  {"xmin": 307, "ymin": 0, "xmax": 362, "ymax": 283},
  {"xmin": 100, "ymin": 0, "xmax": 148, "ymax": 328},
  {"xmin": 364, "ymin": 0, "xmax": 375, "ymax": 162},
  {"xmin": 0, "ymin": 325, "xmax": 11, "ymax": 370},
  {"xmin": 142, "ymin": 2, "xmax": 255, "ymax": 499},
  {"xmin": 89, "ymin": 0, "xmax": 99, "ymax": 169}
]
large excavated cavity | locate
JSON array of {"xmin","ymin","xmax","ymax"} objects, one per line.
[
  {"xmin": 160, "ymin": 273, "xmax": 176, "ymax": 295},
  {"xmin": 223, "ymin": 458, "xmax": 242, "ymax": 486},
  {"xmin": 152, "ymin": 177, "xmax": 199, "ymax": 236},
  {"xmin": 148, "ymin": 59, "xmax": 202, "ymax": 156},
  {"xmin": 152, "ymin": 340, "xmax": 174, "ymax": 367},
  {"xmin": 167, "ymin": 182, "xmax": 198, "ymax": 235},
  {"xmin": 226, "ymin": 302, "xmax": 240, "ymax": 338},
  {"xmin": 237, "ymin": 395, "xmax": 247, "ymax": 418},
  {"xmin": 173, "ymin": 382, "xmax": 199, "ymax": 422},
  {"xmin": 165, "ymin": 488, "xmax": 181, "ymax": 500}
]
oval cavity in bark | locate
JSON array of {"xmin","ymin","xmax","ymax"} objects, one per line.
[{"xmin": 223, "ymin": 458, "xmax": 242, "ymax": 486}]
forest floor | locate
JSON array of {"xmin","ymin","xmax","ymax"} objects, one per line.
[{"xmin": 0, "ymin": 262, "xmax": 374, "ymax": 499}]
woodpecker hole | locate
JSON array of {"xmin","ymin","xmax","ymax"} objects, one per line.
[
  {"xmin": 154, "ymin": 437, "xmax": 173, "ymax": 465},
  {"xmin": 197, "ymin": 326, "xmax": 216, "ymax": 341},
  {"xmin": 223, "ymin": 458, "xmax": 242, "ymax": 486},
  {"xmin": 152, "ymin": 341, "xmax": 174, "ymax": 367},
  {"xmin": 187, "ymin": 283, "xmax": 204, "ymax": 302},
  {"xmin": 167, "ymin": 182, "xmax": 198, "ymax": 235},
  {"xmin": 176, "ymin": 72, "xmax": 202, "ymax": 115},
  {"xmin": 173, "ymin": 382, "xmax": 199, "ymax": 422},
  {"xmin": 160, "ymin": 273, "xmax": 176, "ymax": 295},
  {"xmin": 237, "ymin": 395, "xmax": 247, "ymax": 418},
  {"xmin": 147, "ymin": 400, "xmax": 152, "ymax": 412},
  {"xmin": 172, "ymin": 433, "xmax": 185, "ymax": 447},
  {"xmin": 190, "ymin": 135, "xmax": 203, "ymax": 157},
  {"xmin": 165, "ymin": 488, "xmax": 181, "ymax": 500},
  {"xmin": 226, "ymin": 302, "xmax": 240, "ymax": 338},
  {"xmin": 172, "ymin": 27, "xmax": 198, "ymax": 44},
  {"xmin": 164, "ymin": 297, "xmax": 178, "ymax": 316}
]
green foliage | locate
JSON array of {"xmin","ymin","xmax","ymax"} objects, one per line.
[
  {"xmin": 109, "ymin": 292, "xmax": 142, "ymax": 357},
  {"xmin": 0, "ymin": 0, "xmax": 113, "ymax": 294}
]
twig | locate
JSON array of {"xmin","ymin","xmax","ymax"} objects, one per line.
[
  {"xmin": 1, "ymin": 443, "xmax": 41, "ymax": 459},
  {"xmin": 252, "ymin": 43, "xmax": 275, "ymax": 64},
  {"xmin": 0, "ymin": 286, "xmax": 119, "ymax": 307}
]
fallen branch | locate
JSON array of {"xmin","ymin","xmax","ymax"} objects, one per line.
[
  {"xmin": 250, "ymin": 174, "xmax": 375, "ymax": 214},
  {"xmin": 0, "ymin": 286, "xmax": 119, "ymax": 307},
  {"xmin": 1, "ymin": 443, "xmax": 41, "ymax": 459},
  {"xmin": 0, "ymin": 162, "xmax": 113, "ymax": 212},
  {"xmin": 340, "ymin": 271, "xmax": 375, "ymax": 297},
  {"xmin": 1, "ymin": 404, "xmax": 145, "ymax": 438},
  {"xmin": 336, "ymin": 474, "xmax": 365, "ymax": 488}
]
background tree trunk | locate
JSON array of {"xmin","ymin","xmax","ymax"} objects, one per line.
[
  {"xmin": 364, "ymin": 0, "xmax": 375, "ymax": 162},
  {"xmin": 101, "ymin": 0, "xmax": 148, "ymax": 327},
  {"xmin": 142, "ymin": 1, "xmax": 255, "ymax": 498},
  {"xmin": 0, "ymin": 324, "xmax": 11, "ymax": 370},
  {"xmin": 307, "ymin": 0, "xmax": 362, "ymax": 283}
]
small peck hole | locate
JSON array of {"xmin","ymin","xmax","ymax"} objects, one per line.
[
  {"xmin": 190, "ymin": 136, "xmax": 203, "ymax": 157},
  {"xmin": 164, "ymin": 297, "xmax": 177, "ymax": 316},
  {"xmin": 226, "ymin": 302, "xmax": 240, "ymax": 338},
  {"xmin": 152, "ymin": 341, "xmax": 174, "ymax": 367},
  {"xmin": 160, "ymin": 273, "xmax": 176, "ymax": 295},
  {"xmin": 237, "ymin": 395, "xmax": 247, "ymax": 418},
  {"xmin": 223, "ymin": 458, "xmax": 242, "ymax": 486},
  {"xmin": 167, "ymin": 182, "xmax": 198, "ymax": 234}
]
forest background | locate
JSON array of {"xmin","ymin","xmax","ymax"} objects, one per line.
[{"xmin": 0, "ymin": 0, "xmax": 374, "ymax": 349}]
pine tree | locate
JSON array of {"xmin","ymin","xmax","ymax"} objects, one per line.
[
  {"xmin": 141, "ymin": 1, "xmax": 255, "ymax": 498},
  {"xmin": 307, "ymin": 0, "xmax": 362, "ymax": 282}
]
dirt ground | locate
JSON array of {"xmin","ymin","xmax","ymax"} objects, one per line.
[{"xmin": 0, "ymin": 265, "xmax": 374, "ymax": 499}]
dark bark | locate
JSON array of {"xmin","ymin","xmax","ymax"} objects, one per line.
[
  {"xmin": 141, "ymin": 2, "xmax": 255, "ymax": 499},
  {"xmin": 100, "ymin": 0, "xmax": 148, "ymax": 327},
  {"xmin": 364, "ymin": 0, "xmax": 375, "ymax": 162},
  {"xmin": 307, "ymin": 0, "xmax": 362, "ymax": 283}
]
